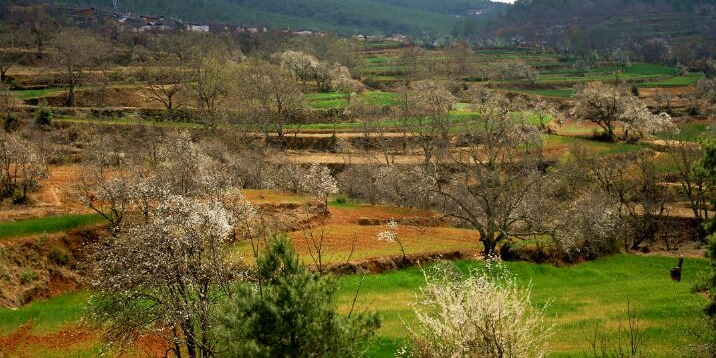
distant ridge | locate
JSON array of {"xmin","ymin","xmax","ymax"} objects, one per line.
[{"xmin": 20, "ymin": 0, "xmax": 507, "ymax": 35}]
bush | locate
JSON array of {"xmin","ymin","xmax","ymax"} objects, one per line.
[
  {"xmin": 3, "ymin": 113, "xmax": 19, "ymax": 132},
  {"xmin": 402, "ymin": 260, "xmax": 551, "ymax": 358},
  {"xmin": 35, "ymin": 100, "xmax": 53, "ymax": 126},
  {"xmin": 631, "ymin": 84, "xmax": 640, "ymax": 97},
  {"xmin": 48, "ymin": 246, "xmax": 70, "ymax": 266},
  {"xmin": 20, "ymin": 269, "xmax": 39, "ymax": 284},
  {"xmin": 0, "ymin": 267, "xmax": 10, "ymax": 282}
]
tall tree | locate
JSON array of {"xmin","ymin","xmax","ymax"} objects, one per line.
[{"xmin": 431, "ymin": 91, "xmax": 546, "ymax": 255}]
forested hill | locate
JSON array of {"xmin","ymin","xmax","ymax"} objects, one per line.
[
  {"xmin": 481, "ymin": 0, "xmax": 716, "ymax": 45},
  {"xmin": 15, "ymin": 0, "xmax": 507, "ymax": 35}
]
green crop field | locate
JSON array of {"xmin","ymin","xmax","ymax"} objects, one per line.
[{"xmin": 0, "ymin": 214, "xmax": 105, "ymax": 240}]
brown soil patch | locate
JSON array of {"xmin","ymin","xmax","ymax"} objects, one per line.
[
  {"xmin": 280, "ymin": 204, "xmax": 481, "ymax": 264},
  {"xmin": 0, "ymin": 323, "xmax": 96, "ymax": 358},
  {"xmin": 639, "ymin": 86, "xmax": 696, "ymax": 97},
  {"xmin": 1, "ymin": 165, "xmax": 91, "ymax": 223}
]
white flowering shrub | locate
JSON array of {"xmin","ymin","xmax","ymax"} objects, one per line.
[
  {"xmin": 300, "ymin": 163, "xmax": 339, "ymax": 202},
  {"xmin": 276, "ymin": 50, "xmax": 320, "ymax": 82},
  {"xmin": 276, "ymin": 50, "xmax": 359, "ymax": 93},
  {"xmin": 554, "ymin": 193, "xmax": 622, "ymax": 258},
  {"xmin": 270, "ymin": 162, "xmax": 338, "ymax": 202},
  {"xmin": 156, "ymin": 130, "xmax": 233, "ymax": 197},
  {"xmin": 403, "ymin": 259, "xmax": 552, "ymax": 358}
]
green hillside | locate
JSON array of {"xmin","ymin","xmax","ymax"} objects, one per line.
[{"xmin": 40, "ymin": 0, "xmax": 506, "ymax": 35}]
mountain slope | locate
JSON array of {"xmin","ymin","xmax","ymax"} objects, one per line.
[
  {"xmin": 481, "ymin": 0, "xmax": 716, "ymax": 45},
  {"xmin": 44, "ymin": 0, "xmax": 507, "ymax": 35}
]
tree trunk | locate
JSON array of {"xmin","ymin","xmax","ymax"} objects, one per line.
[
  {"xmin": 66, "ymin": 85, "xmax": 75, "ymax": 107},
  {"xmin": 184, "ymin": 320, "xmax": 197, "ymax": 358}
]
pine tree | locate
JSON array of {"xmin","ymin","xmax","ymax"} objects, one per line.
[{"xmin": 217, "ymin": 236, "xmax": 380, "ymax": 358}]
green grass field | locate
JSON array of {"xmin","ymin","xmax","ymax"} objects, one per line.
[
  {"xmin": 337, "ymin": 255, "xmax": 709, "ymax": 358},
  {"xmin": 11, "ymin": 88, "xmax": 67, "ymax": 100},
  {"xmin": 0, "ymin": 291, "xmax": 90, "ymax": 335},
  {"xmin": 0, "ymin": 214, "xmax": 104, "ymax": 240},
  {"xmin": 0, "ymin": 255, "xmax": 707, "ymax": 357}
]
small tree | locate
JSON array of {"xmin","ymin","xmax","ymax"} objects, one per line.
[
  {"xmin": 216, "ymin": 236, "xmax": 380, "ymax": 358},
  {"xmin": 299, "ymin": 163, "xmax": 339, "ymax": 204},
  {"xmin": 0, "ymin": 132, "xmax": 47, "ymax": 203},
  {"xmin": 35, "ymin": 100, "xmax": 52, "ymax": 126},
  {"xmin": 140, "ymin": 66, "xmax": 188, "ymax": 119},
  {"xmin": 612, "ymin": 47, "xmax": 631, "ymax": 72},
  {"xmin": 402, "ymin": 259, "xmax": 551, "ymax": 358},
  {"xmin": 572, "ymin": 82, "xmax": 675, "ymax": 141},
  {"xmin": 0, "ymin": 84, "xmax": 17, "ymax": 131},
  {"xmin": 377, "ymin": 219, "xmax": 407, "ymax": 263}
]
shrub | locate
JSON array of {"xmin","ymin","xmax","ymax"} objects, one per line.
[
  {"xmin": 20, "ymin": 269, "xmax": 39, "ymax": 284},
  {"xmin": 631, "ymin": 84, "xmax": 640, "ymax": 97},
  {"xmin": 402, "ymin": 259, "xmax": 552, "ymax": 358},
  {"xmin": 48, "ymin": 246, "xmax": 70, "ymax": 266},
  {"xmin": 35, "ymin": 100, "xmax": 53, "ymax": 126},
  {"xmin": 3, "ymin": 113, "xmax": 19, "ymax": 132},
  {"xmin": 0, "ymin": 266, "xmax": 10, "ymax": 282}
]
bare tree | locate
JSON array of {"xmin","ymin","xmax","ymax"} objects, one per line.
[
  {"xmin": 579, "ymin": 151, "xmax": 670, "ymax": 251},
  {"xmin": 0, "ymin": 25, "xmax": 25, "ymax": 83},
  {"xmin": 667, "ymin": 138, "xmax": 712, "ymax": 238},
  {"xmin": 49, "ymin": 28, "xmax": 111, "ymax": 106},
  {"xmin": 238, "ymin": 60, "xmax": 305, "ymax": 145},
  {"xmin": 401, "ymin": 80, "xmax": 456, "ymax": 169},
  {"xmin": 431, "ymin": 92, "xmax": 545, "ymax": 255},
  {"xmin": 584, "ymin": 301, "xmax": 647, "ymax": 358},
  {"xmin": 188, "ymin": 51, "xmax": 235, "ymax": 126},
  {"xmin": 13, "ymin": 5, "xmax": 55, "ymax": 59},
  {"xmin": 140, "ymin": 66, "xmax": 188, "ymax": 119}
]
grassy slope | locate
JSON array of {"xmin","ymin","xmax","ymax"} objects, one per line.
[
  {"xmin": 0, "ymin": 255, "xmax": 707, "ymax": 357},
  {"xmin": 0, "ymin": 214, "xmax": 104, "ymax": 240}
]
